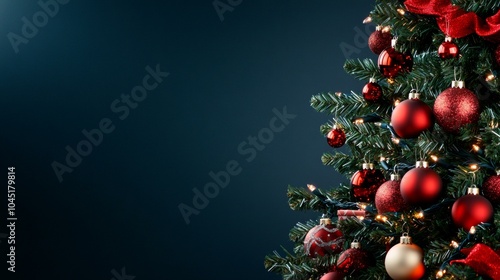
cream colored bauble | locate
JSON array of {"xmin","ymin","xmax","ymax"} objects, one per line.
[{"xmin": 385, "ymin": 233, "xmax": 425, "ymax": 280}]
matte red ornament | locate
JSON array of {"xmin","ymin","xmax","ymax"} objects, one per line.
[
  {"xmin": 483, "ymin": 174, "xmax": 500, "ymax": 204},
  {"xmin": 438, "ymin": 36, "xmax": 460, "ymax": 59},
  {"xmin": 451, "ymin": 187, "xmax": 493, "ymax": 231},
  {"xmin": 327, "ymin": 124, "xmax": 346, "ymax": 148},
  {"xmin": 320, "ymin": 271, "xmax": 345, "ymax": 280},
  {"xmin": 337, "ymin": 241, "xmax": 371, "ymax": 274},
  {"xmin": 378, "ymin": 39, "xmax": 413, "ymax": 78},
  {"xmin": 400, "ymin": 161, "xmax": 442, "ymax": 205},
  {"xmin": 351, "ymin": 163, "xmax": 386, "ymax": 203},
  {"xmin": 304, "ymin": 217, "xmax": 344, "ymax": 258},
  {"xmin": 362, "ymin": 78, "xmax": 383, "ymax": 102},
  {"xmin": 391, "ymin": 92, "xmax": 434, "ymax": 139},
  {"xmin": 368, "ymin": 26, "xmax": 392, "ymax": 55},
  {"xmin": 375, "ymin": 174, "xmax": 409, "ymax": 213},
  {"xmin": 433, "ymin": 81, "xmax": 480, "ymax": 133}
]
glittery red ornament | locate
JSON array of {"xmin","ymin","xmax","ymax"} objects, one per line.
[
  {"xmin": 320, "ymin": 271, "xmax": 345, "ymax": 280},
  {"xmin": 362, "ymin": 78, "xmax": 383, "ymax": 102},
  {"xmin": 337, "ymin": 241, "xmax": 372, "ymax": 274},
  {"xmin": 433, "ymin": 81, "xmax": 480, "ymax": 133},
  {"xmin": 351, "ymin": 163, "xmax": 386, "ymax": 203},
  {"xmin": 375, "ymin": 174, "xmax": 409, "ymax": 213},
  {"xmin": 451, "ymin": 187, "xmax": 493, "ymax": 231},
  {"xmin": 495, "ymin": 44, "xmax": 500, "ymax": 66},
  {"xmin": 327, "ymin": 124, "xmax": 346, "ymax": 148},
  {"xmin": 438, "ymin": 36, "xmax": 460, "ymax": 59},
  {"xmin": 483, "ymin": 174, "xmax": 500, "ymax": 204},
  {"xmin": 304, "ymin": 217, "xmax": 344, "ymax": 258},
  {"xmin": 391, "ymin": 92, "xmax": 434, "ymax": 139},
  {"xmin": 378, "ymin": 39, "xmax": 413, "ymax": 78},
  {"xmin": 368, "ymin": 26, "xmax": 392, "ymax": 55},
  {"xmin": 400, "ymin": 161, "xmax": 442, "ymax": 205}
]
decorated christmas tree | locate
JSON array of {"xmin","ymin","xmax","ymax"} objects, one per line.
[{"xmin": 265, "ymin": 0, "xmax": 500, "ymax": 279}]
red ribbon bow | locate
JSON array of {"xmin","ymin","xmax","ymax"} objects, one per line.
[
  {"xmin": 450, "ymin": 243, "xmax": 500, "ymax": 280},
  {"xmin": 404, "ymin": 0, "xmax": 500, "ymax": 42}
]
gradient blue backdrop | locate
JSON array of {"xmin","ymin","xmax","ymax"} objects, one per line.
[{"xmin": 1, "ymin": 1, "xmax": 374, "ymax": 279}]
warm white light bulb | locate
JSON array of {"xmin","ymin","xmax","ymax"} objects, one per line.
[{"xmin": 307, "ymin": 184, "xmax": 316, "ymax": 192}]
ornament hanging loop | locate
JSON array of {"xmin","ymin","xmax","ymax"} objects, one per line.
[{"xmin": 402, "ymin": 222, "xmax": 410, "ymax": 235}]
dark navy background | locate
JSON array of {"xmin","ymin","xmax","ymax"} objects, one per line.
[{"xmin": 1, "ymin": 1, "xmax": 373, "ymax": 279}]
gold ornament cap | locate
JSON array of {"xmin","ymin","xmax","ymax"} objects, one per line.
[
  {"xmin": 391, "ymin": 174, "xmax": 401, "ymax": 181},
  {"xmin": 400, "ymin": 233, "xmax": 412, "ymax": 244},
  {"xmin": 332, "ymin": 123, "xmax": 343, "ymax": 130},
  {"xmin": 351, "ymin": 240, "xmax": 362, "ymax": 249},
  {"xmin": 362, "ymin": 163, "xmax": 374, "ymax": 169},
  {"xmin": 468, "ymin": 187, "xmax": 480, "ymax": 195},
  {"xmin": 445, "ymin": 36, "xmax": 452, "ymax": 42},
  {"xmin": 369, "ymin": 77, "xmax": 377, "ymax": 83},
  {"xmin": 451, "ymin": 80, "xmax": 465, "ymax": 89},
  {"xmin": 376, "ymin": 25, "xmax": 382, "ymax": 31},
  {"xmin": 415, "ymin": 161, "xmax": 429, "ymax": 168},
  {"xmin": 320, "ymin": 217, "xmax": 332, "ymax": 225}
]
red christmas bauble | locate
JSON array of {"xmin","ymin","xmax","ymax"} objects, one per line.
[
  {"xmin": 483, "ymin": 175, "xmax": 500, "ymax": 204},
  {"xmin": 438, "ymin": 37, "xmax": 459, "ymax": 59},
  {"xmin": 304, "ymin": 218, "xmax": 344, "ymax": 258},
  {"xmin": 327, "ymin": 125, "xmax": 346, "ymax": 148},
  {"xmin": 378, "ymin": 47, "xmax": 413, "ymax": 78},
  {"xmin": 362, "ymin": 78, "xmax": 383, "ymax": 102},
  {"xmin": 337, "ymin": 242, "xmax": 371, "ymax": 274},
  {"xmin": 351, "ymin": 163, "xmax": 386, "ymax": 203},
  {"xmin": 391, "ymin": 94, "xmax": 434, "ymax": 139},
  {"xmin": 375, "ymin": 174, "xmax": 409, "ymax": 213},
  {"xmin": 451, "ymin": 188, "xmax": 493, "ymax": 231},
  {"xmin": 400, "ymin": 162, "xmax": 442, "ymax": 205},
  {"xmin": 320, "ymin": 271, "xmax": 345, "ymax": 280},
  {"xmin": 368, "ymin": 27, "xmax": 392, "ymax": 55},
  {"xmin": 433, "ymin": 83, "xmax": 480, "ymax": 133},
  {"xmin": 495, "ymin": 44, "xmax": 500, "ymax": 66}
]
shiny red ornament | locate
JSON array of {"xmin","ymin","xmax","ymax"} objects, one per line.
[
  {"xmin": 304, "ymin": 217, "xmax": 344, "ymax": 258},
  {"xmin": 483, "ymin": 174, "xmax": 500, "ymax": 204},
  {"xmin": 337, "ymin": 241, "xmax": 371, "ymax": 274},
  {"xmin": 400, "ymin": 161, "xmax": 442, "ymax": 205},
  {"xmin": 362, "ymin": 78, "xmax": 383, "ymax": 102},
  {"xmin": 375, "ymin": 174, "xmax": 409, "ymax": 213},
  {"xmin": 378, "ymin": 39, "xmax": 413, "ymax": 78},
  {"xmin": 438, "ymin": 36, "xmax": 459, "ymax": 59},
  {"xmin": 433, "ymin": 81, "xmax": 480, "ymax": 133},
  {"xmin": 391, "ymin": 92, "xmax": 434, "ymax": 139},
  {"xmin": 450, "ymin": 243, "xmax": 500, "ymax": 280},
  {"xmin": 327, "ymin": 124, "xmax": 346, "ymax": 148},
  {"xmin": 320, "ymin": 271, "xmax": 345, "ymax": 280},
  {"xmin": 351, "ymin": 163, "xmax": 386, "ymax": 203},
  {"xmin": 451, "ymin": 187, "xmax": 493, "ymax": 231},
  {"xmin": 368, "ymin": 26, "xmax": 392, "ymax": 55}
]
